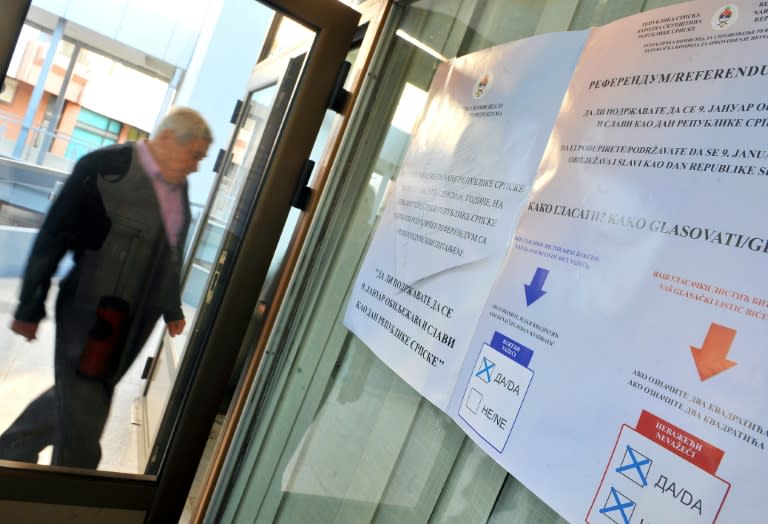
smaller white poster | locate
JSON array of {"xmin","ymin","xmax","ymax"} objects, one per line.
[
  {"xmin": 344, "ymin": 31, "xmax": 589, "ymax": 410},
  {"xmin": 391, "ymin": 31, "xmax": 589, "ymax": 284}
]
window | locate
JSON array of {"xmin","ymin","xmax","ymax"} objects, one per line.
[
  {"xmin": 2, "ymin": 23, "xmax": 169, "ymax": 168},
  {"xmin": 65, "ymin": 107, "xmax": 122, "ymax": 162}
]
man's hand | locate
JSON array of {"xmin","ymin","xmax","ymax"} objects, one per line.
[
  {"xmin": 166, "ymin": 319, "xmax": 186, "ymax": 337},
  {"xmin": 11, "ymin": 320, "xmax": 39, "ymax": 341}
]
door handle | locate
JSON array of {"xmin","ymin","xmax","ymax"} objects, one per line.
[{"xmin": 205, "ymin": 250, "xmax": 228, "ymax": 305}]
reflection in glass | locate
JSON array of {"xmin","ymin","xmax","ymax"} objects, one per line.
[
  {"xmin": 176, "ymin": 84, "xmax": 278, "ymax": 361},
  {"xmin": 0, "ymin": 25, "xmax": 55, "ymax": 155},
  {"xmin": 210, "ymin": 87, "xmax": 277, "ymax": 226}
]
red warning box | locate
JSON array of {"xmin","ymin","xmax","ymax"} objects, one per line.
[
  {"xmin": 586, "ymin": 410, "xmax": 730, "ymax": 523},
  {"xmin": 635, "ymin": 410, "xmax": 724, "ymax": 475}
]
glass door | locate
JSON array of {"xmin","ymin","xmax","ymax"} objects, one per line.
[
  {"xmin": 0, "ymin": 1, "xmax": 360, "ymax": 522},
  {"xmin": 140, "ymin": 51, "xmax": 306, "ymax": 467}
]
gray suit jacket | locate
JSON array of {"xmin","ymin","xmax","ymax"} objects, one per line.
[{"xmin": 15, "ymin": 143, "xmax": 190, "ymax": 376}]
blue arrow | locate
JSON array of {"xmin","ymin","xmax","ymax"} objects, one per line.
[{"xmin": 524, "ymin": 267, "xmax": 549, "ymax": 306}]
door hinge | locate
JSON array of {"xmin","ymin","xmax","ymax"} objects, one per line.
[
  {"xmin": 141, "ymin": 356, "xmax": 154, "ymax": 379},
  {"xmin": 212, "ymin": 148, "xmax": 226, "ymax": 173},
  {"xmin": 292, "ymin": 159, "xmax": 316, "ymax": 211},
  {"xmin": 206, "ymin": 250, "xmax": 229, "ymax": 304},
  {"xmin": 230, "ymin": 99, "xmax": 244, "ymax": 124},
  {"xmin": 328, "ymin": 61, "xmax": 352, "ymax": 114}
]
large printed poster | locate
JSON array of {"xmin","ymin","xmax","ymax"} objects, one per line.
[
  {"xmin": 346, "ymin": 0, "xmax": 768, "ymax": 521},
  {"xmin": 449, "ymin": 1, "xmax": 768, "ymax": 522}
]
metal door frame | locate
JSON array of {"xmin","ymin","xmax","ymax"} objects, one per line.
[
  {"xmin": 191, "ymin": 3, "xmax": 392, "ymax": 518},
  {"xmin": 0, "ymin": 1, "xmax": 360, "ymax": 522},
  {"xmin": 139, "ymin": 47, "xmax": 305, "ymax": 471},
  {"xmin": 0, "ymin": 0, "xmax": 31, "ymax": 87}
]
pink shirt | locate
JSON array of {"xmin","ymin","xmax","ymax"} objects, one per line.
[{"xmin": 136, "ymin": 141, "xmax": 186, "ymax": 247}]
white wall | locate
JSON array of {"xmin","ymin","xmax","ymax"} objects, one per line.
[{"xmin": 173, "ymin": 0, "xmax": 273, "ymax": 206}]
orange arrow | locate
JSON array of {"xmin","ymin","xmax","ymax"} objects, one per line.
[{"xmin": 690, "ymin": 323, "xmax": 737, "ymax": 381}]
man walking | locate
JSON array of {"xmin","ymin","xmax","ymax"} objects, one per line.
[{"xmin": 0, "ymin": 107, "xmax": 212, "ymax": 468}]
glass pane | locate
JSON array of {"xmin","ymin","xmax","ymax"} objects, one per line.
[
  {"xmin": 247, "ymin": 100, "xmax": 345, "ymax": 318},
  {"xmin": 183, "ymin": 52, "xmax": 304, "ymax": 322},
  {"xmin": 143, "ymin": 51, "xmax": 310, "ymax": 475},
  {"xmin": 264, "ymin": 17, "xmax": 314, "ymax": 60},
  {"xmin": 488, "ymin": 477, "xmax": 567, "ymax": 524},
  {"xmin": 2, "ymin": 28, "xmax": 169, "ymax": 170},
  {"xmin": 5, "ymin": 25, "xmax": 54, "ymax": 89},
  {"xmin": 0, "ymin": 0, "xmax": 269, "ymax": 478},
  {"xmin": 212, "ymin": 89, "xmax": 277, "ymax": 226},
  {"xmin": 214, "ymin": 0, "xmax": 692, "ymax": 521},
  {"xmin": 175, "ymin": 84, "xmax": 279, "ymax": 361},
  {"xmin": 0, "ymin": 25, "xmax": 60, "ymax": 157}
]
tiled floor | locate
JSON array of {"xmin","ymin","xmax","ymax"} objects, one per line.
[
  {"xmin": 0, "ymin": 277, "xmax": 221, "ymax": 521},
  {"xmin": 0, "ymin": 277, "xmax": 158, "ymax": 473}
]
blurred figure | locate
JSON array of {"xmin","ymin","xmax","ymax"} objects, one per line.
[{"xmin": 0, "ymin": 107, "xmax": 211, "ymax": 468}]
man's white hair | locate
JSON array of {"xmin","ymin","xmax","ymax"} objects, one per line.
[{"xmin": 153, "ymin": 107, "xmax": 212, "ymax": 144}]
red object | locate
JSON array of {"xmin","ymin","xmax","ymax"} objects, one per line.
[
  {"xmin": 636, "ymin": 410, "xmax": 724, "ymax": 474},
  {"xmin": 77, "ymin": 297, "xmax": 129, "ymax": 378}
]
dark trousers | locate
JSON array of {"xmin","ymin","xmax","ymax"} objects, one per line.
[{"xmin": 0, "ymin": 299, "xmax": 116, "ymax": 468}]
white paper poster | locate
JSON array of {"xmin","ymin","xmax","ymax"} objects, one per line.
[
  {"xmin": 344, "ymin": 31, "xmax": 588, "ymax": 409},
  {"xmin": 448, "ymin": 1, "xmax": 768, "ymax": 522}
]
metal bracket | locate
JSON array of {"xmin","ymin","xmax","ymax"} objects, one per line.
[
  {"xmin": 328, "ymin": 61, "xmax": 352, "ymax": 113},
  {"xmin": 212, "ymin": 148, "xmax": 226, "ymax": 173},
  {"xmin": 141, "ymin": 356, "xmax": 154, "ymax": 379},
  {"xmin": 230, "ymin": 99, "xmax": 243, "ymax": 124},
  {"xmin": 292, "ymin": 159, "xmax": 316, "ymax": 210}
]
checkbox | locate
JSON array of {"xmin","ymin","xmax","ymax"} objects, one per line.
[
  {"xmin": 617, "ymin": 445, "xmax": 652, "ymax": 488},
  {"xmin": 466, "ymin": 388, "xmax": 483, "ymax": 414},
  {"xmin": 599, "ymin": 487, "xmax": 635, "ymax": 524}
]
